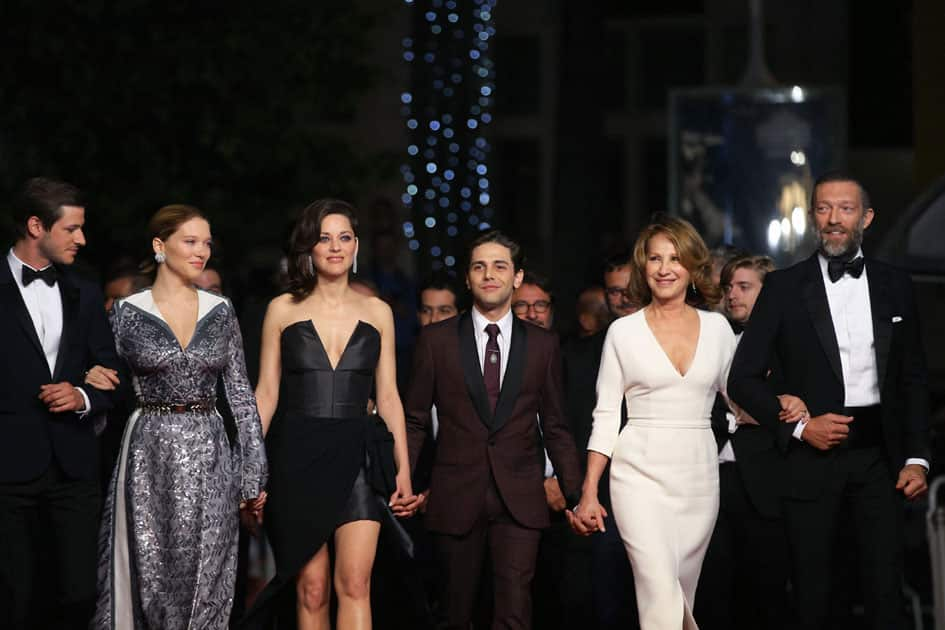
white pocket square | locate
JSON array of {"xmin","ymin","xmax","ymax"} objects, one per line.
[{"xmin": 892, "ymin": 316, "xmax": 903, "ymax": 323}]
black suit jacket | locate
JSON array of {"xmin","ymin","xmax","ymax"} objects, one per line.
[
  {"xmin": 711, "ymin": 393, "xmax": 783, "ymax": 518},
  {"xmin": 405, "ymin": 311, "xmax": 582, "ymax": 534},
  {"xmin": 0, "ymin": 258, "xmax": 119, "ymax": 483},
  {"xmin": 728, "ymin": 254, "xmax": 930, "ymax": 499}
]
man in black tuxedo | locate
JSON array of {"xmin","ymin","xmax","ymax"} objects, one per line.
[
  {"xmin": 728, "ymin": 172, "xmax": 930, "ymax": 630},
  {"xmin": 0, "ymin": 178, "xmax": 119, "ymax": 629},
  {"xmin": 696, "ymin": 254, "xmax": 790, "ymax": 630}
]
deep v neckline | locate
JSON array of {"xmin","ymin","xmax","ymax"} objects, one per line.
[
  {"xmin": 642, "ymin": 308, "xmax": 703, "ymax": 378},
  {"xmin": 150, "ymin": 291, "xmax": 201, "ymax": 352},
  {"xmin": 309, "ymin": 320, "xmax": 366, "ymax": 371}
]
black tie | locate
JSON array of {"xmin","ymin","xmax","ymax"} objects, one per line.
[
  {"xmin": 827, "ymin": 256, "xmax": 864, "ymax": 283},
  {"xmin": 22, "ymin": 265, "xmax": 58, "ymax": 287}
]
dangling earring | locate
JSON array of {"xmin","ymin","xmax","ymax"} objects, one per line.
[
  {"xmin": 353, "ymin": 254, "xmax": 358, "ymax": 275},
  {"xmin": 154, "ymin": 252, "xmax": 166, "ymax": 264},
  {"xmin": 306, "ymin": 255, "xmax": 315, "ymax": 276}
]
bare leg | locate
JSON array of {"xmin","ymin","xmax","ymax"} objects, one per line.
[
  {"xmin": 296, "ymin": 544, "xmax": 331, "ymax": 630},
  {"xmin": 334, "ymin": 520, "xmax": 381, "ymax": 630}
]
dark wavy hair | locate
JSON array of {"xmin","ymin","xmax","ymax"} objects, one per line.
[
  {"xmin": 629, "ymin": 215, "xmax": 721, "ymax": 308},
  {"xmin": 285, "ymin": 198, "xmax": 359, "ymax": 300}
]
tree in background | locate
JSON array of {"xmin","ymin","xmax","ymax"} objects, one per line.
[{"xmin": 0, "ymin": 0, "xmax": 396, "ymax": 300}]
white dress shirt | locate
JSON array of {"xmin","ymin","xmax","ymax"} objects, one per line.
[
  {"xmin": 471, "ymin": 307, "xmax": 556, "ymax": 477},
  {"xmin": 792, "ymin": 250, "xmax": 927, "ymax": 469},
  {"xmin": 7, "ymin": 249, "xmax": 90, "ymax": 414},
  {"xmin": 471, "ymin": 306, "xmax": 514, "ymax": 386}
]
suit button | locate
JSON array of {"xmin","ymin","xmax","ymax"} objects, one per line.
[{"xmin": 488, "ymin": 439, "xmax": 495, "ymax": 446}]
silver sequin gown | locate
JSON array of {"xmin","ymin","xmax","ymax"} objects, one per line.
[{"xmin": 93, "ymin": 289, "xmax": 268, "ymax": 629}]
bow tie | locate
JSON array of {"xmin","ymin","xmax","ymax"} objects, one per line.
[
  {"xmin": 827, "ymin": 256, "xmax": 865, "ymax": 283},
  {"xmin": 22, "ymin": 265, "xmax": 58, "ymax": 287}
]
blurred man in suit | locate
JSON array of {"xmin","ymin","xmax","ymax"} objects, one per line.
[{"xmin": 696, "ymin": 254, "xmax": 789, "ymax": 630}]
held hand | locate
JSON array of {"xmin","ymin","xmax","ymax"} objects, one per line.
[
  {"xmin": 239, "ymin": 503, "xmax": 264, "ymax": 536},
  {"xmin": 84, "ymin": 365, "xmax": 120, "ymax": 391},
  {"xmin": 39, "ymin": 382, "xmax": 85, "ymax": 413},
  {"xmin": 543, "ymin": 477, "xmax": 567, "ymax": 512},
  {"xmin": 728, "ymin": 399, "xmax": 760, "ymax": 426},
  {"xmin": 238, "ymin": 490, "xmax": 267, "ymax": 535},
  {"xmin": 417, "ymin": 489, "xmax": 430, "ymax": 514},
  {"xmin": 896, "ymin": 464, "xmax": 928, "ymax": 500},
  {"xmin": 572, "ymin": 496, "xmax": 608, "ymax": 536},
  {"xmin": 777, "ymin": 394, "xmax": 809, "ymax": 423},
  {"xmin": 389, "ymin": 472, "xmax": 420, "ymax": 518},
  {"xmin": 565, "ymin": 509, "xmax": 591, "ymax": 535},
  {"xmin": 800, "ymin": 413, "xmax": 853, "ymax": 450},
  {"xmin": 246, "ymin": 490, "xmax": 268, "ymax": 512},
  {"xmin": 240, "ymin": 507, "xmax": 262, "ymax": 537}
]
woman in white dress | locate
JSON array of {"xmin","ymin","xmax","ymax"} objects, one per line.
[{"xmin": 572, "ymin": 217, "xmax": 736, "ymax": 629}]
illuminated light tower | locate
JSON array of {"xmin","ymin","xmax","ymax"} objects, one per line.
[{"xmin": 400, "ymin": 0, "xmax": 496, "ymax": 275}]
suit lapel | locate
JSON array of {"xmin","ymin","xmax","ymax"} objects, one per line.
[
  {"xmin": 52, "ymin": 268, "xmax": 80, "ymax": 381},
  {"xmin": 866, "ymin": 259, "xmax": 892, "ymax": 390},
  {"xmin": 491, "ymin": 316, "xmax": 527, "ymax": 434},
  {"xmin": 802, "ymin": 255, "xmax": 843, "ymax": 385},
  {"xmin": 458, "ymin": 312, "xmax": 493, "ymax": 429},
  {"xmin": 0, "ymin": 258, "xmax": 47, "ymax": 366}
]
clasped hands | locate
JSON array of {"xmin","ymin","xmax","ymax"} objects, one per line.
[
  {"xmin": 389, "ymin": 472, "xmax": 423, "ymax": 519},
  {"xmin": 36, "ymin": 363, "xmax": 122, "ymax": 415},
  {"xmin": 774, "ymin": 393, "xmax": 927, "ymax": 500},
  {"xmin": 239, "ymin": 491, "xmax": 268, "ymax": 535},
  {"xmin": 567, "ymin": 495, "xmax": 606, "ymax": 537},
  {"xmin": 35, "ymin": 364, "xmax": 121, "ymax": 414}
]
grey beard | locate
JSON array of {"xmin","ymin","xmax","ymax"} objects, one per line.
[{"xmin": 819, "ymin": 222, "xmax": 865, "ymax": 259}]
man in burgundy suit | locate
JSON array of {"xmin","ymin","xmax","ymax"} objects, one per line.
[{"xmin": 405, "ymin": 230, "xmax": 582, "ymax": 630}]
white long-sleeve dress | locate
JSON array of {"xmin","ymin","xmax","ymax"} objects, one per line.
[{"xmin": 587, "ymin": 308, "xmax": 736, "ymax": 629}]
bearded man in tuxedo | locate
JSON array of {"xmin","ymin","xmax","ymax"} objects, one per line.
[{"xmin": 728, "ymin": 172, "xmax": 930, "ymax": 630}]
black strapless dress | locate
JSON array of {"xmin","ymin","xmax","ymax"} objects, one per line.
[{"xmin": 241, "ymin": 320, "xmax": 400, "ymax": 628}]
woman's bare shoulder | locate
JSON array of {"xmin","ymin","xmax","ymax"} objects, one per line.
[{"xmin": 354, "ymin": 294, "xmax": 393, "ymax": 331}]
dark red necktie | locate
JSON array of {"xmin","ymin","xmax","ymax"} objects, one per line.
[{"xmin": 484, "ymin": 323, "xmax": 501, "ymax": 412}]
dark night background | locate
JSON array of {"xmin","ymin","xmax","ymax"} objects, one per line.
[
  {"xmin": 3, "ymin": 0, "xmax": 945, "ymax": 625},
  {"xmin": 1, "ymin": 1, "xmax": 936, "ymax": 295}
]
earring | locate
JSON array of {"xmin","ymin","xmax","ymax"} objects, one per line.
[
  {"xmin": 154, "ymin": 252, "xmax": 166, "ymax": 264},
  {"xmin": 306, "ymin": 255, "xmax": 315, "ymax": 276},
  {"xmin": 691, "ymin": 281, "xmax": 696, "ymax": 293},
  {"xmin": 353, "ymin": 254, "xmax": 358, "ymax": 275}
]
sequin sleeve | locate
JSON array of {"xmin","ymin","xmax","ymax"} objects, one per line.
[{"xmin": 221, "ymin": 304, "xmax": 268, "ymax": 500}]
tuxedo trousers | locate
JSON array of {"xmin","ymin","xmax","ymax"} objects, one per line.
[
  {"xmin": 0, "ymin": 461, "xmax": 100, "ymax": 630},
  {"xmin": 784, "ymin": 446, "xmax": 903, "ymax": 630},
  {"xmin": 434, "ymin": 476, "xmax": 542, "ymax": 630}
]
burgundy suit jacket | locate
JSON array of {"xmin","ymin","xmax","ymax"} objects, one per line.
[{"xmin": 405, "ymin": 311, "xmax": 582, "ymax": 535}]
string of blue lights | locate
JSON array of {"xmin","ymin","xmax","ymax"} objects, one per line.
[{"xmin": 400, "ymin": 0, "xmax": 497, "ymax": 274}]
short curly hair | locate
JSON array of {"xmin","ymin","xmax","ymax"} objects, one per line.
[{"xmin": 629, "ymin": 216, "xmax": 721, "ymax": 308}]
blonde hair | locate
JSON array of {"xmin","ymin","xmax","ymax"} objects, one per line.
[
  {"xmin": 149, "ymin": 204, "xmax": 207, "ymax": 242},
  {"xmin": 629, "ymin": 216, "xmax": 721, "ymax": 308}
]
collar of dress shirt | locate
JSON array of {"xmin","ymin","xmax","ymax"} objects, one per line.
[
  {"xmin": 7, "ymin": 248, "xmax": 55, "ymax": 288},
  {"xmin": 817, "ymin": 247, "xmax": 864, "ymax": 281},
  {"xmin": 471, "ymin": 304, "xmax": 514, "ymax": 340}
]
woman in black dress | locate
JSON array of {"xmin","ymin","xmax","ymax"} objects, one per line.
[{"xmin": 244, "ymin": 199, "xmax": 419, "ymax": 629}]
